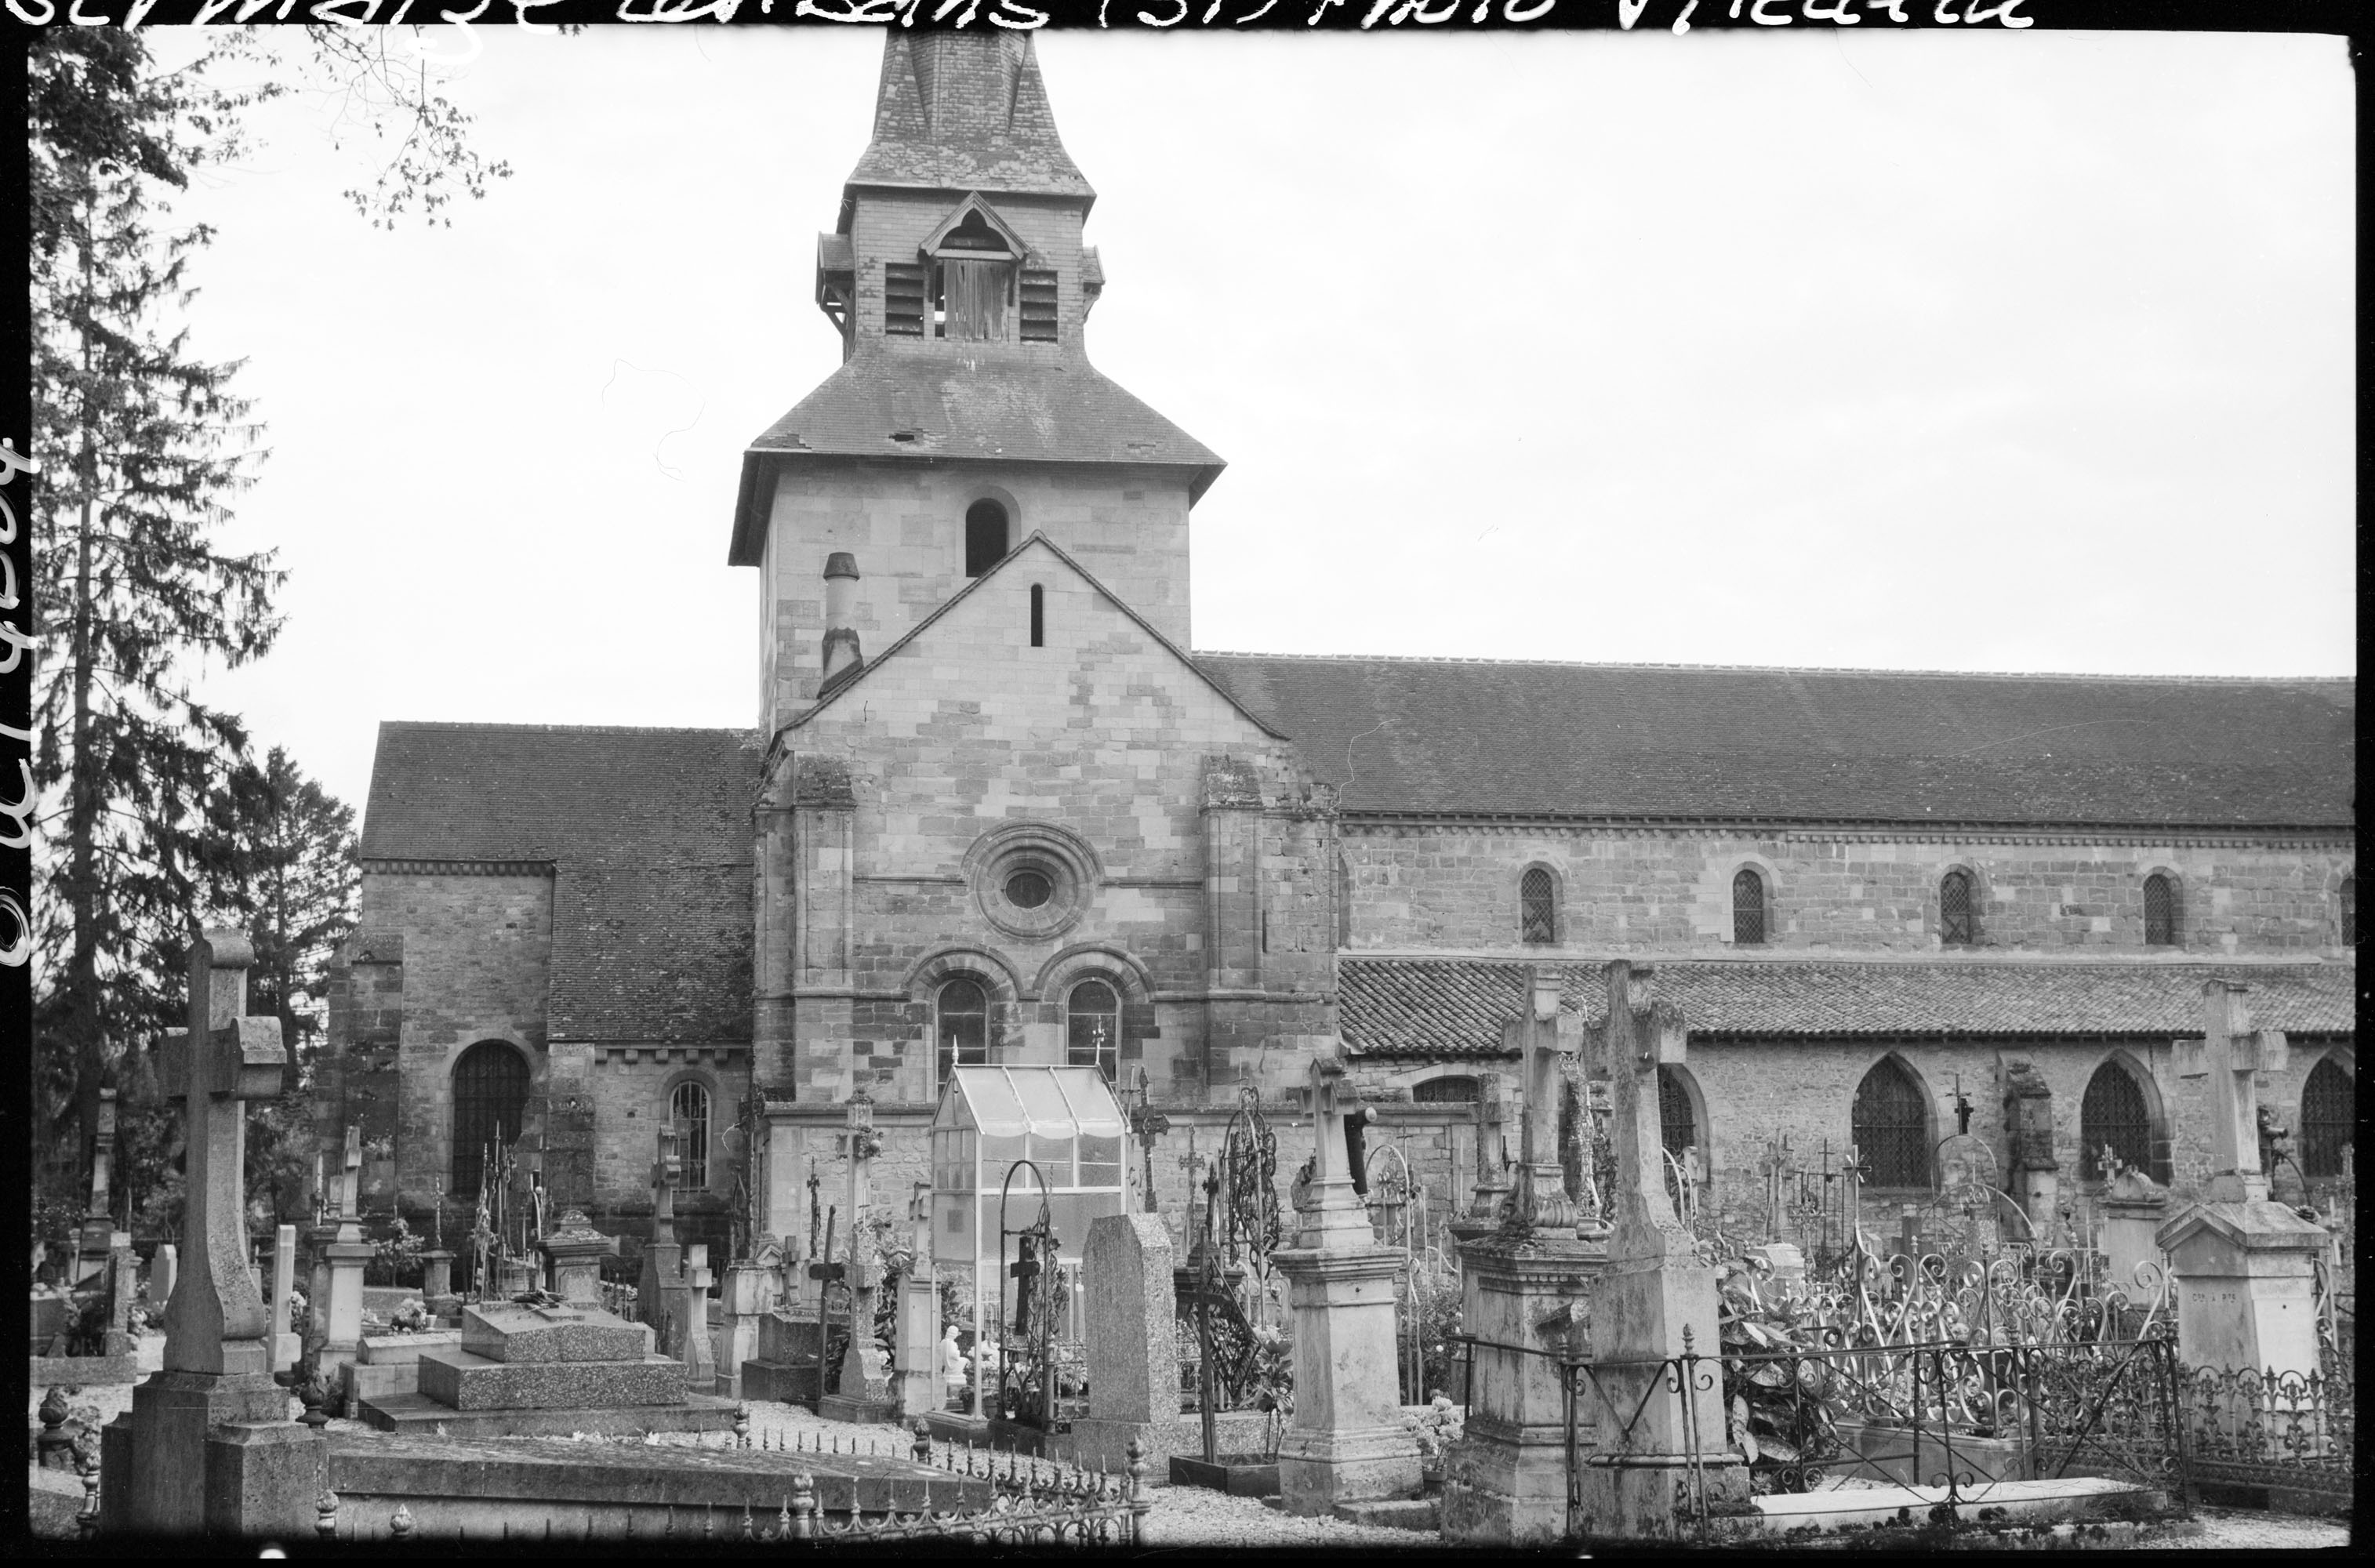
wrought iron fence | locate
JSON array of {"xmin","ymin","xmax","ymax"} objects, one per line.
[{"xmin": 2183, "ymin": 1363, "xmax": 2352, "ymax": 1505}]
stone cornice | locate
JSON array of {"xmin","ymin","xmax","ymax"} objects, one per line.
[
  {"xmin": 360, "ymin": 858, "xmax": 554, "ymax": 877},
  {"xmin": 1336, "ymin": 816, "xmax": 2351, "ymax": 849}
]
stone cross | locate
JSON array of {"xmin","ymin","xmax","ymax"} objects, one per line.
[
  {"xmin": 1596, "ymin": 962, "xmax": 1690, "ymax": 1260},
  {"xmin": 1295, "ymin": 1047, "xmax": 1375, "ymax": 1250},
  {"xmin": 1501, "ymin": 967, "xmax": 1579, "ymax": 1234},
  {"xmin": 649, "ymin": 1124, "xmax": 681, "ymax": 1246},
  {"xmin": 88, "ymin": 1087, "xmax": 116, "ymax": 1219},
  {"xmin": 336, "ymin": 1124, "xmax": 362, "ymax": 1220},
  {"xmin": 157, "ymin": 930, "xmax": 287, "ymax": 1377},
  {"xmin": 2177, "ymin": 980, "xmax": 2289, "ymax": 1203}
]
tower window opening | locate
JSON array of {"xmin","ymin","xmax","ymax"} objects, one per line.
[
  {"xmin": 1732, "ymin": 868, "xmax": 1767, "ymax": 946},
  {"xmin": 883, "ymin": 263, "xmax": 926, "ymax": 337},
  {"xmin": 936, "ymin": 258, "xmax": 1010, "ymax": 341},
  {"xmin": 1019, "ymin": 269, "xmax": 1058, "ymax": 342},
  {"xmin": 1030, "ymin": 584, "xmax": 1044, "ymax": 647},
  {"xmin": 1941, "ymin": 869, "xmax": 1977, "ymax": 946},
  {"xmin": 965, "ymin": 500, "xmax": 1009, "ymax": 577},
  {"xmin": 2143, "ymin": 873, "xmax": 2179, "ymax": 947}
]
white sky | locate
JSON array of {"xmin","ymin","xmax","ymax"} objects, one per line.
[{"xmin": 144, "ymin": 25, "xmax": 2354, "ymax": 818}]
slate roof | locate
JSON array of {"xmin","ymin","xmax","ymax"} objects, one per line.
[
  {"xmin": 730, "ymin": 358, "xmax": 1226, "ymax": 564},
  {"xmin": 1194, "ymin": 655, "xmax": 2355, "ymax": 828},
  {"xmin": 360, "ymin": 723, "xmax": 760, "ymax": 1043},
  {"xmin": 1338, "ymin": 957, "xmax": 2359, "ymax": 1058},
  {"xmin": 845, "ymin": 32, "xmax": 1092, "ymax": 202}
]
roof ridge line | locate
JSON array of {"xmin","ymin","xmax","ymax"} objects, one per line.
[
  {"xmin": 1191, "ymin": 651, "xmax": 2355, "ymax": 686},
  {"xmin": 378, "ymin": 720, "xmax": 760, "ymax": 737}
]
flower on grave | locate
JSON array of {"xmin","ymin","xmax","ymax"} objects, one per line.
[{"xmin": 390, "ymin": 1298, "xmax": 431, "ymax": 1334}]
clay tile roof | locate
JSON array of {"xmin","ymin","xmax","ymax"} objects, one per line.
[
  {"xmin": 1195, "ymin": 655, "xmax": 2355, "ymax": 828},
  {"xmin": 847, "ymin": 32, "xmax": 1092, "ymax": 201},
  {"xmin": 1338, "ymin": 956, "xmax": 2358, "ymax": 1057},
  {"xmin": 360, "ymin": 723, "xmax": 760, "ymax": 1043}
]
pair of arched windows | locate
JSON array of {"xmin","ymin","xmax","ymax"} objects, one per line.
[{"xmin": 934, "ymin": 975, "xmax": 1122, "ymax": 1089}]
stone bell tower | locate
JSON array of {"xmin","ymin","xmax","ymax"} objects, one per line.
[{"xmin": 728, "ymin": 31, "xmax": 1224, "ymax": 740}]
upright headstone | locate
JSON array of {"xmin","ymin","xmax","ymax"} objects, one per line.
[
  {"xmin": 78, "ymin": 1088, "xmax": 126, "ymax": 1290},
  {"xmin": 637, "ymin": 1127, "xmax": 717, "ymax": 1387},
  {"xmin": 1571, "ymin": 962, "xmax": 1749, "ymax": 1538},
  {"xmin": 307, "ymin": 1125, "xmax": 372, "ymax": 1380},
  {"xmin": 539, "ymin": 1208, "xmax": 619, "ymax": 1308},
  {"xmin": 1269, "ymin": 1047, "xmax": 1421, "ymax": 1515},
  {"xmin": 2002, "ymin": 1058, "xmax": 2058, "ymax": 1240},
  {"xmin": 2097, "ymin": 1152, "xmax": 2169, "ymax": 1296},
  {"xmin": 2155, "ymin": 982, "xmax": 2328, "ymax": 1377},
  {"xmin": 101, "ymin": 931, "xmax": 324, "ymax": 1538},
  {"xmin": 1066, "ymin": 1213, "xmax": 1178, "ymax": 1473},
  {"xmin": 718, "ymin": 1235, "xmax": 783, "ymax": 1400},
  {"xmin": 1442, "ymin": 968, "xmax": 1606, "ymax": 1544}
]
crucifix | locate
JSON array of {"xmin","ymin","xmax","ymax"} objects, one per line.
[
  {"xmin": 1130, "ymin": 1065, "xmax": 1170, "ymax": 1215},
  {"xmin": 1296, "ymin": 1046, "xmax": 1375, "ymax": 1249},
  {"xmin": 157, "ymin": 930, "xmax": 288, "ymax": 1377},
  {"xmin": 2178, "ymin": 979, "xmax": 2289, "ymax": 1203}
]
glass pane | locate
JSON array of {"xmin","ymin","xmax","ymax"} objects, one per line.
[
  {"xmin": 936, "ymin": 1194, "xmax": 975, "ymax": 1260},
  {"xmin": 1011, "ymin": 1069, "xmax": 1073, "ymax": 1132},
  {"xmin": 982, "ymin": 1134, "xmax": 1027, "ymax": 1182},
  {"xmin": 1028, "ymin": 1133, "xmax": 1073, "ymax": 1181}
]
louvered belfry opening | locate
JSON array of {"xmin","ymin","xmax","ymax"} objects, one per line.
[
  {"xmin": 1520, "ymin": 867, "xmax": 1556, "ymax": 945},
  {"xmin": 2300, "ymin": 1057, "xmax": 2354, "ymax": 1178},
  {"xmin": 1852, "ymin": 1056, "xmax": 1930, "ymax": 1188},
  {"xmin": 1019, "ymin": 268, "xmax": 1058, "ymax": 341},
  {"xmin": 2144, "ymin": 873, "xmax": 2179, "ymax": 946},
  {"xmin": 1941, "ymin": 869, "xmax": 1976, "ymax": 946},
  {"xmin": 452, "ymin": 1041, "xmax": 530, "ymax": 1200},
  {"xmin": 671, "ymin": 1080, "xmax": 710, "ymax": 1189},
  {"xmin": 936, "ymin": 976, "xmax": 990, "ymax": 1091},
  {"xmin": 1732, "ymin": 869, "xmax": 1767, "ymax": 946},
  {"xmin": 883, "ymin": 263, "xmax": 927, "ymax": 336},
  {"xmin": 2079, "ymin": 1061, "xmax": 2155, "ymax": 1182}
]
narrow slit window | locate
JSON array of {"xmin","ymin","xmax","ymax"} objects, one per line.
[
  {"xmin": 1520, "ymin": 867, "xmax": 1556, "ymax": 946},
  {"xmin": 1030, "ymin": 584, "xmax": 1044, "ymax": 647},
  {"xmin": 1732, "ymin": 869, "xmax": 1767, "ymax": 946},
  {"xmin": 2143, "ymin": 873, "xmax": 2178, "ymax": 947},
  {"xmin": 1940, "ymin": 869, "xmax": 1976, "ymax": 946}
]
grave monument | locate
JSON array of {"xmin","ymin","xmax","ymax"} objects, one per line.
[
  {"xmin": 1440, "ymin": 967, "xmax": 1607, "ymax": 1544},
  {"xmin": 101, "ymin": 930, "xmax": 325, "ymax": 1538},
  {"xmin": 2155, "ymin": 981, "xmax": 2329, "ymax": 1377},
  {"xmin": 1064, "ymin": 1211, "xmax": 1178, "ymax": 1474},
  {"xmin": 1268, "ymin": 1046, "xmax": 1422, "ymax": 1515},
  {"xmin": 818, "ymin": 1093, "xmax": 895, "ymax": 1423}
]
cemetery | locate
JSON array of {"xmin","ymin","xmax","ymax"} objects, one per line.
[{"xmin": 31, "ymin": 940, "xmax": 2353, "ymax": 1545}]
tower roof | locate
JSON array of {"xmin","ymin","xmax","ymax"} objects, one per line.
[{"xmin": 845, "ymin": 32, "xmax": 1093, "ymax": 205}]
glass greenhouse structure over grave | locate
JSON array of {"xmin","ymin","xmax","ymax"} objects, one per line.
[{"xmin": 929, "ymin": 1065, "xmax": 1127, "ymax": 1271}]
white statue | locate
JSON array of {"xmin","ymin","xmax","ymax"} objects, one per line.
[{"xmin": 939, "ymin": 1325, "xmax": 969, "ymax": 1395}]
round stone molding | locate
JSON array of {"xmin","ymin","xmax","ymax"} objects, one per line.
[{"xmin": 962, "ymin": 820, "xmax": 1101, "ymax": 942}]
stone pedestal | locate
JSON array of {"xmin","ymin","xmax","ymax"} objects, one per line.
[
  {"xmin": 1066, "ymin": 1214, "xmax": 1178, "ymax": 1473},
  {"xmin": 1440, "ymin": 1233, "xmax": 1604, "ymax": 1544},
  {"xmin": 419, "ymin": 1248, "xmax": 458, "ymax": 1319},
  {"xmin": 739, "ymin": 1309, "xmax": 826, "ymax": 1404},
  {"xmin": 2155, "ymin": 1200, "xmax": 2328, "ymax": 1377},
  {"xmin": 1270, "ymin": 1173, "xmax": 1422, "ymax": 1515},
  {"xmin": 539, "ymin": 1213, "xmax": 618, "ymax": 1308},
  {"xmin": 718, "ymin": 1261, "xmax": 777, "ymax": 1400},
  {"xmin": 818, "ymin": 1261, "xmax": 894, "ymax": 1423}
]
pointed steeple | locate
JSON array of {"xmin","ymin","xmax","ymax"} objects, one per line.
[{"xmin": 846, "ymin": 32, "xmax": 1093, "ymax": 204}]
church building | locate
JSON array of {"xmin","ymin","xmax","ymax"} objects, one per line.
[{"xmin": 322, "ymin": 34, "xmax": 2355, "ymax": 1271}]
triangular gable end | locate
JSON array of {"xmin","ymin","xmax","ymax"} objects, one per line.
[{"xmin": 788, "ymin": 532, "xmax": 1287, "ymax": 741}]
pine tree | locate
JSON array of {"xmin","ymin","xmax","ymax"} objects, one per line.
[{"xmin": 28, "ymin": 29, "xmax": 284, "ymax": 1189}]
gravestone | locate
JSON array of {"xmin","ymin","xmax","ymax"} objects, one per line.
[
  {"xmin": 893, "ymin": 1186, "xmax": 939, "ymax": 1417},
  {"xmin": 1571, "ymin": 962, "xmax": 1749, "ymax": 1539},
  {"xmin": 267, "ymin": 1225, "xmax": 299, "ymax": 1374},
  {"xmin": 1066, "ymin": 1212, "xmax": 1178, "ymax": 1474},
  {"xmin": 819, "ymin": 1096, "xmax": 894, "ymax": 1424},
  {"xmin": 101, "ymin": 931, "xmax": 325, "ymax": 1539},
  {"xmin": 306, "ymin": 1125, "xmax": 371, "ymax": 1383},
  {"xmin": 717, "ymin": 1234, "xmax": 783, "ymax": 1400},
  {"xmin": 2002, "ymin": 1059, "xmax": 2058, "ymax": 1240},
  {"xmin": 1442, "ymin": 967, "xmax": 1606, "ymax": 1544},
  {"xmin": 2098, "ymin": 1152, "xmax": 2169, "ymax": 1296},
  {"xmin": 539, "ymin": 1207, "xmax": 618, "ymax": 1308},
  {"xmin": 1269, "ymin": 1046, "xmax": 1422, "ymax": 1515},
  {"xmin": 636, "ymin": 1126, "xmax": 717, "ymax": 1388},
  {"xmin": 2155, "ymin": 982, "xmax": 2328, "ymax": 1377},
  {"xmin": 77, "ymin": 1088, "xmax": 125, "ymax": 1290}
]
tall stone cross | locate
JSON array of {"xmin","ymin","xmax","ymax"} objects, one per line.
[
  {"xmin": 336, "ymin": 1124, "xmax": 362, "ymax": 1221},
  {"xmin": 1298, "ymin": 1047, "xmax": 1375, "ymax": 1248},
  {"xmin": 1500, "ymin": 967, "xmax": 1579, "ymax": 1234},
  {"xmin": 1596, "ymin": 961, "xmax": 1690, "ymax": 1262},
  {"xmin": 158, "ymin": 931, "xmax": 287, "ymax": 1377},
  {"xmin": 2177, "ymin": 979, "xmax": 2289, "ymax": 1203}
]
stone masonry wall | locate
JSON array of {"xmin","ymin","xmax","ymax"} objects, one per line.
[{"xmin": 1343, "ymin": 826, "xmax": 2355, "ymax": 956}]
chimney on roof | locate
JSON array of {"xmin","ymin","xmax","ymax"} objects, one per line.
[{"xmin": 821, "ymin": 553, "xmax": 862, "ymax": 691}]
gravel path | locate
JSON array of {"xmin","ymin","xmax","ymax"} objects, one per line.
[{"xmin": 2143, "ymin": 1505, "xmax": 2351, "ymax": 1550}]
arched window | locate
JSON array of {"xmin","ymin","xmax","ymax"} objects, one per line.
[
  {"xmin": 1658, "ymin": 1066, "xmax": 1697, "ymax": 1160},
  {"xmin": 2300, "ymin": 1058, "xmax": 2354, "ymax": 1179},
  {"xmin": 1940, "ymin": 869, "xmax": 1977, "ymax": 947},
  {"xmin": 964, "ymin": 500, "xmax": 1008, "ymax": 577},
  {"xmin": 1732, "ymin": 869, "xmax": 1767, "ymax": 946},
  {"xmin": 2341, "ymin": 877, "xmax": 2356, "ymax": 947},
  {"xmin": 1066, "ymin": 979, "xmax": 1120, "ymax": 1083},
  {"xmin": 936, "ymin": 977, "xmax": 991, "ymax": 1090},
  {"xmin": 2143, "ymin": 873, "xmax": 2179, "ymax": 947},
  {"xmin": 1520, "ymin": 867, "xmax": 1556, "ymax": 946},
  {"xmin": 1414, "ymin": 1076, "xmax": 1480, "ymax": 1104},
  {"xmin": 1851, "ymin": 1057, "xmax": 1930, "ymax": 1189},
  {"xmin": 451, "ymin": 1042, "xmax": 530, "ymax": 1199},
  {"xmin": 2078, "ymin": 1060, "xmax": 2155, "ymax": 1183},
  {"xmin": 670, "ymin": 1080, "xmax": 712, "ymax": 1189}
]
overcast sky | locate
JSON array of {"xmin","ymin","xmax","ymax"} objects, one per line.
[{"xmin": 147, "ymin": 25, "xmax": 2354, "ymax": 818}]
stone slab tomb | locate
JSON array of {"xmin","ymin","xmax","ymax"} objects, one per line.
[{"xmin": 362, "ymin": 1299, "xmax": 734, "ymax": 1437}]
